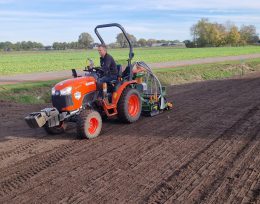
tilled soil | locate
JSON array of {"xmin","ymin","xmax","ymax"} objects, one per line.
[{"xmin": 0, "ymin": 73, "xmax": 260, "ymax": 204}]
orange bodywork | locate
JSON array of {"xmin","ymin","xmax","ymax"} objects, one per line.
[
  {"xmin": 54, "ymin": 76, "xmax": 96, "ymax": 111},
  {"xmin": 54, "ymin": 75, "xmax": 137, "ymax": 116},
  {"xmin": 128, "ymin": 94, "xmax": 140, "ymax": 117},
  {"xmin": 102, "ymin": 80, "xmax": 137, "ymax": 116}
]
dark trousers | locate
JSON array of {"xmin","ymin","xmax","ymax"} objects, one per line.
[
  {"xmin": 98, "ymin": 75, "xmax": 117, "ymax": 83},
  {"xmin": 97, "ymin": 75, "xmax": 118, "ymax": 98}
]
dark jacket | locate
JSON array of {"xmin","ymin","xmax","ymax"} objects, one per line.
[{"xmin": 100, "ymin": 53, "xmax": 117, "ymax": 76}]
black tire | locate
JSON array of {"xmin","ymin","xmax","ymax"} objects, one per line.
[
  {"xmin": 44, "ymin": 122, "xmax": 67, "ymax": 135},
  {"xmin": 117, "ymin": 88, "xmax": 142, "ymax": 123},
  {"xmin": 76, "ymin": 109, "xmax": 102, "ymax": 139}
]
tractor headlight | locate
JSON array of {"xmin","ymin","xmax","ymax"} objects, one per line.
[
  {"xmin": 74, "ymin": 91, "xmax": 81, "ymax": 100},
  {"xmin": 51, "ymin": 87, "xmax": 56, "ymax": 95},
  {"xmin": 60, "ymin": 86, "xmax": 72, "ymax": 95}
]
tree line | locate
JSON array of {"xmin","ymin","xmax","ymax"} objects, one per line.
[
  {"xmin": 1, "ymin": 18, "xmax": 259, "ymax": 51},
  {"xmin": 52, "ymin": 33, "xmax": 181, "ymax": 50},
  {"xmin": 0, "ymin": 33, "xmax": 181, "ymax": 51},
  {"xmin": 0, "ymin": 41, "xmax": 44, "ymax": 51},
  {"xmin": 187, "ymin": 18, "xmax": 259, "ymax": 47}
]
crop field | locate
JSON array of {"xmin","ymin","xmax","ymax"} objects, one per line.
[{"xmin": 1, "ymin": 46, "xmax": 260, "ymax": 75}]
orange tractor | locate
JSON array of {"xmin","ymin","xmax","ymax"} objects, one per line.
[{"xmin": 25, "ymin": 23, "xmax": 172, "ymax": 139}]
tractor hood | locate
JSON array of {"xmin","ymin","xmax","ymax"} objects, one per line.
[
  {"xmin": 54, "ymin": 76, "xmax": 96, "ymax": 92},
  {"xmin": 52, "ymin": 76, "xmax": 97, "ymax": 112}
]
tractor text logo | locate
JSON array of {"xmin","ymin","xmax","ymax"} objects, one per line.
[{"xmin": 86, "ymin": 82, "xmax": 95, "ymax": 86}]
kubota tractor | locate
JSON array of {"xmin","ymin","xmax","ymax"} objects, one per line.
[{"xmin": 25, "ymin": 23, "xmax": 172, "ymax": 139}]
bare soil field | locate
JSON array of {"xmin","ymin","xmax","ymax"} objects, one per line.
[{"xmin": 0, "ymin": 73, "xmax": 260, "ymax": 203}]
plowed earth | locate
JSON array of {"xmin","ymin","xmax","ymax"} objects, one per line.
[{"xmin": 0, "ymin": 73, "xmax": 260, "ymax": 204}]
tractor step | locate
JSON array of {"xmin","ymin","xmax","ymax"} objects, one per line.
[{"xmin": 102, "ymin": 99, "xmax": 118, "ymax": 117}]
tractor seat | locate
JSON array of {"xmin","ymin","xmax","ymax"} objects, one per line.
[
  {"xmin": 109, "ymin": 64, "xmax": 122, "ymax": 84},
  {"xmin": 122, "ymin": 65, "xmax": 130, "ymax": 79}
]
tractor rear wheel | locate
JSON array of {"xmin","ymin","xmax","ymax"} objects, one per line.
[
  {"xmin": 77, "ymin": 109, "xmax": 102, "ymax": 139},
  {"xmin": 44, "ymin": 122, "xmax": 67, "ymax": 135},
  {"xmin": 118, "ymin": 88, "xmax": 142, "ymax": 123}
]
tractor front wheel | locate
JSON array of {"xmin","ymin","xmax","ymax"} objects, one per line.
[
  {"xmin": 77, "ymin": 109, "xmax": 102, "ymax": 139},
  {"xmin": 118, "ymin": 88, "xmax": 142, "ymax": 123}
]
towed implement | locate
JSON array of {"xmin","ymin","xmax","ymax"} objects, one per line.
[{"xmin": 25, "ymin": 23, "xmax": 173, "ymax": 139}]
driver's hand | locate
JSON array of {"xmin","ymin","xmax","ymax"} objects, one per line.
[
  {"xmin": 86, "ymin": 66, "xmax": 93, "ymax": 72},
  {"xmin": 86, "ymin": 58, "xmax": 94, "ymax": 68}
]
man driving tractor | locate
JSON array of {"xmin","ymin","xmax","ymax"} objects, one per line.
[
  {"xmin": 97, "ymin": 44, "xmax": 118, "ymax": 83},
  {"xmin": 24, "ymin": 23, "xmax": 172, "ymax": 139}
]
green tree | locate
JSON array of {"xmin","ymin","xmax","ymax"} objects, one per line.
[
  {"xmin": 191, "ymin": 18, "xmax": 211, "ymax": 47},
  {"xmin": 190, "ymin": 18, "xmax": 259, "ymax": 47},
  {"xmin": 0, "ymin": 41, "xmax": 43, "ymax": 51},
  {"xmin": 69, "ymin": 41, "xmax": 79, "ymax": 49},
  {"xmin": 78, "ymin": 32, "xmax": 94, "ymax": 48},
  {"xmin": 108, "ymin": 42, "xmax": 120, "ymax": 48},
  {"xmin": 53, "ymin": 42, "xmax": 64, "ymax": 50},
  {"xmin": 116, "ymin": 33, "xmax": 137, "ymax": 48},
  {"xmin": 226, "ymin": 26, "xmax": 241, "ymax": 46},
  {"xmin": 146, "ymin": 39, "xmax": 157, "ymax": 47},
  {"xmin": 0, "ymin": 41, "xmax": 12, "ymax": 51},
  {"xmin": 208, "ymin": 23, "xmax": 226, "ymax": 47},
  {"xmin": 137, "ymin": 38, "xmax": 147, "ymax": 47},
  {"xmin": 183, "ymin": 40, "xmax": 195, "ymax": 48}
]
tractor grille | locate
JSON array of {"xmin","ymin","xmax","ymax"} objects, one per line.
[{"xmin": 52, "ymin": 95, "xmax": 73, "ymax": 111}]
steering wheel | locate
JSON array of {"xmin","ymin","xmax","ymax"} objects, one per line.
[
  {"xmin": 86, "ymin": 67, "xmax": 104, "ymax": 78},
  {"xmin": 87, "ymin": 67, "xmax": 103, "ymax": 73}
]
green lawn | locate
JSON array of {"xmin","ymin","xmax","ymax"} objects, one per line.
[
  {"xmin": 0, "ymin": 80, "xmax": 60, "ymax": 104},
  {"xmin": 154, "ymin": 58, "xmax": 260, "ymax": 85},
  {"xmin": 1, "ymin": 46, "xmax": 260, "ymax": 75}
]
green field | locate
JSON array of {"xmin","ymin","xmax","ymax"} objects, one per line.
[
  {"xmin": 155, "ymin": 58, "xmax": 260, "ymax": 85},
  {"xmin": 1, "ymin": 46, "xmax": 260, "ymax": 75},
  {"xmin": 1, "ymin": 58, "xmax": 260, "ymax": 104}
]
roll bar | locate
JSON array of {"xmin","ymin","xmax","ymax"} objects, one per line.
[{"xmin": 94, "ymin": 23, "xmax": 134, "ymax": 80}]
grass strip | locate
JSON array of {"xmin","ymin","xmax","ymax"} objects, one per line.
[{"xmin": 1, "ymin": 58, "xmax": 260, "ymax": 104}]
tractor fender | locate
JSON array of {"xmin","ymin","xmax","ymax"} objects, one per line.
[
  {"xmin": 112, "ymin": 80, "xmax": 137, "ymax": 104},
  {"xmin": 82, "ymin": 91, "xmax": 99, "ymax": 108}
]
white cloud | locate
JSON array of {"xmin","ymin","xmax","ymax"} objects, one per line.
[
  {"xmin": 147, "ymin": 0, "xmax": 260, "ymax": 10},
  {"xmin": 0, "ymin": 0, "xmax": 259, "ymax": 44},
  {"xmin": 0, "ymin": 10, "xmax": 70, "ymax": 18},
  {"xmin": 47, "ymin": 0, "xmax": 260, "ymax": 11},
  {"xmin": 3, "ymin": 0, "xmax": 259, "ymax": 10}
]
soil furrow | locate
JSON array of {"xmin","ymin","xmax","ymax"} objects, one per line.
[
  {"xmin": 0, "ymin": 73, "xmax": 260, "ymax": 203},
  {"xmin": 143, "ymin": 104, "xmax": 260, "ymax": 203}
]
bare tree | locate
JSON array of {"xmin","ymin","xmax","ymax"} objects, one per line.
[{"xmin": 240, "ymin": 25, "xmax": 259, "ymax": 44}]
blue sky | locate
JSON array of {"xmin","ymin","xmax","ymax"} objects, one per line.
[{"xmin": 0, "ymin": 0, "xmax": 260, "ymax": 45}]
